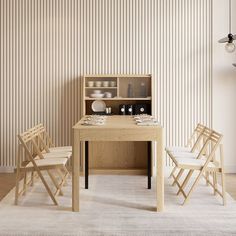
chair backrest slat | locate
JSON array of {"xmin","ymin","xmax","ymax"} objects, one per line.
[
  {"xmin": 17, "ymin": 124, "xmax": 46, "ymax": 164},
  {"xmin": 190, "ymin": 124, "xmax": 207, "ymax": 152},
  {"xmin": 187, "ymin": 123, "xmax": 205, "ymax": 148},
  {"xmin": 199, "ymin": 129, "xmax": 223, "ymax": 164}
]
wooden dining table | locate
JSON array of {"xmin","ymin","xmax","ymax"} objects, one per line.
[{"xmin": 72, "ymin": 115, "xmax": 164, "ymax": 212}]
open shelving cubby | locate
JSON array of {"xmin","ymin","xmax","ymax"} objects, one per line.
[{"xmin": 81, "ymin": 74, "xmax": 152, "ymax": 175}]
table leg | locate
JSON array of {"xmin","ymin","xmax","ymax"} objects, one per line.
[
  {"xmin": 72, "ymin": 130, "xmax": 80, "ymax": 212},
  {"xmin": 147, "ymin": 141, "xmax": 151, "ymax": 189},
  {"xmin": 85, "ymin": 141, "xmax": 89, "ymax": 189},
  {"xmin": 156, "ymin": 129, "xmax": 164, "ymax": 211}
]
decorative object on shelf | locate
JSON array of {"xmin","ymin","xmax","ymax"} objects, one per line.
[
  {"xmin": 126, "ymin": 104, "xmax": 133, "ymax": 115},
  {"xmin": 104, "ymin": 92, "xmax": 112, "ymax": 98},
  {"xmin": 140, "ymin": 82, "xmax": 147, "ymax": 98},
  {"xmin": 95, "ymin": 81, "xmax": 102, "ymax": 87},
  {"xmin": 91, "ymin": 100, "xmax": 106, "ymax": 112},
  {"xmin": 102, "ymin": 81, "xmax": 109, "ymax": 87},
  {"xmin": 134, "ymin": 104, "xmax": 147, "ymax": 115},
  {"xmin": 105, "ymin": 107, "xmax": 112, "ymax": 115},
  {"xmin": 119, "ymin": 104, "xmax": 126, "ymax": 115},
  {"xmin": 90, "ymin": 93, "xmax": 104, "ymax": 98},
  {"xmin": 127, "ymin": 83, "xmax": 134, "ymax": 98},
  {"xmin": 109, "ymin": 81, "xmax": 116, "ymax": 87},
  {"xmin": 90, "ymin": 89, "xmax": 104, "ymax": 98},
  {"xmin": 87, "ymin": 81, "xmax": 94, "ymax": 87},
  {"xmin": 218, "ymin": 0, "xmax": 236, "ymax": 53}
]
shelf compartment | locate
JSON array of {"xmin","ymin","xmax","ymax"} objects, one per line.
[
  {"xmin": 85, "ymin": 77, "xmax": 117, "ymax": 88},
  {"xmin": 85, "ymin": 99, "xmax": 151, "ymax": 115},
  {"xmin": 118, "ymin": 77, "xmax": 151, "ymax": 98}
]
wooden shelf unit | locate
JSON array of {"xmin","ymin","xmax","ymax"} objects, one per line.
[{"xmin": 81, "ymin": 74, "xmax": 152, "ymax": 175}]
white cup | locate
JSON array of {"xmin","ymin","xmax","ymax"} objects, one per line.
[
  {"xmin": 87, "ymin": 81, "xmax": 94, "ymax": 87},
  {"xmin": 109, "ymin": 81, "xmax": 116, "ymax": 87},
  {"xmin": 102, "ymin": 81, "xmax": 109, "ymax": 87},
  {"xmin": 104, "ymin": 92, "xmax": 112, "ymax": 98},
  {"xmin": 95, "ymin": 81, "xmax": 102, "ymax": 87}
]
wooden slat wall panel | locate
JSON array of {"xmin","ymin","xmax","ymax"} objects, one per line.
[{"xmin": 0, "ymin": 0, "xmax": 212, "ymax": 170}]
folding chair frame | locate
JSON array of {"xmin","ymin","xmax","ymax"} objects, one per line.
[
  {"xmin": 34, "ymin": 127, "xmax": 71, "ymax": 180},
  {"xmin": 15, "ymin": 131, "xmax": 69, "ymax": 206},
  {"xmin": 172, "ymin": 131, "xmax": 226, "ymax": 205},
  {"xmin": 169, "ymin": 125, "xmax": 208, "ymax": 185}
]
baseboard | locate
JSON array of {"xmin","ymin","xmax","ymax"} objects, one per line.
[
  {"xmin": 225, "ymin": 165, "xmax": 236, "ymax": 174},
  {"xmin": 0, "ymin": 167, "xmax": 14, "ymax": 173}
]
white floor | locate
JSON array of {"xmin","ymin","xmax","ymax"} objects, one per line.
[{"xmin": 0, "ymin": 174, "xmax": 236, "ymax": 236}]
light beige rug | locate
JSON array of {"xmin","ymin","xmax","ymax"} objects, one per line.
[{"xmin": 0, "ymin": 174, "xmax": 236, "ymax": 236}]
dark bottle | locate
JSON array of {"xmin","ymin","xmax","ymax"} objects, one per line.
[
  {"xmin": 140, "ymin": 82, "xmax": 147, "ymax": 97},
  {"xmin": 127, "ymin": 83, "xmax": 133, "ymax": 98}
]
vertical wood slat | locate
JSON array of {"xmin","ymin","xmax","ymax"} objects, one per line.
[{"xmin": 0, "ymin": 0, "xmax": 212, "ymax": 170}]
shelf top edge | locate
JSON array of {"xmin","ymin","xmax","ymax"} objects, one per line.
[
  {"xmin": 84, "ymin": 97, "xmax": 152, "ymax": 100},
  {"xmin": 83, "ymin": 74, "xmax": 151, "ymax": 78}
]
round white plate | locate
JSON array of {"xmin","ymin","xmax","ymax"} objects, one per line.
[{"xmin": 91, "ymin": 100, "xmax": 106, "ymax": 112}]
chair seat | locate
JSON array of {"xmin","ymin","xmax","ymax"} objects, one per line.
[
  {"xmin": 171, "ymin": 151, "xmax": 199, "ymax": 159},
  {"xmin": 175, "ymin": 157, "xmax": 217, "ymax": 170},
  {"xmin": 26, "ymin": 157, "xmax": 68, "ymax": 168},
  {"xmin": 49, "ymin": 146, "xmax": 72, "ymax": 153},
  {"xmin": 165, "ymin": 146, "xmax": 191, "ymax": 153},
  {"xmin": 43, "ymin": 152, "xmax": 72, "ymax": 159}
]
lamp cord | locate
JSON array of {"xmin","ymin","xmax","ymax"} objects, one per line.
[{"xmin": 229, "ymin": 0, "xmax": 231, "ymax": 33}]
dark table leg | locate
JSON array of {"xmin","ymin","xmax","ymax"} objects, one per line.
[
  {"xmin": 147, "ymin": 141, "xmax": 151, "ymax": 189},
  {"xmin": 85, "ymin": 141, "xmax": 89, "ymax": 189}
]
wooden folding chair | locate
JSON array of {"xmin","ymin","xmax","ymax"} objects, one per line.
[
  {"xmin": 32, "ymin": 126, "xmax": 72, "ymax": 183},
  {"xmin": 15, "ymin": 129, "xmax": 69, "ymax": 205},
  {"xmin": 19, "ymin": 124, "xmax": 71, "ymax": 188},
  {"xmin": 169, "ymin": 127, "xmax": 213, "ymax": 191},
  {"xmin": 170, "ymin": 129, "xmax": 225, "ymax": 205},
  {"xmin": 166, "ymin": 124, "xmax": 206, "ymax": 183}
]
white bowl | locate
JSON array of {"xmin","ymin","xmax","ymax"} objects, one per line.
[
  {"xmin": 109, "ymin": 81, "xmax": 116, "ymax": 87},
  {"xmin": 93, "ymin": 90, "xmax": 101, "ymax": 94},
  {"xmin": 95, "ymin": 81, "xmax": 102, "ymax": 87},
  {"xmin": 104, "ymin": 92, "xmax": 112, "ymax": 98},
  {"xmin": 90, "ymin": 93, "xmax": 104, "ymax": 98}
]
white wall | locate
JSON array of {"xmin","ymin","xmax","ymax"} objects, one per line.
[
  {"xmin": 213, "ymin": 0, "xmax": 236, "ymax": 172},
  {"xmin": 3, "ymin": 0, "xmax": 233, "ymax": 173}
]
